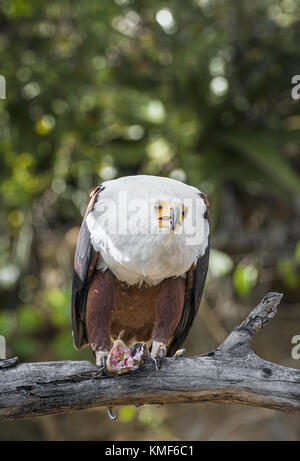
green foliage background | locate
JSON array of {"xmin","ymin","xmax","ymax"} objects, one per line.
[{"xmin": 0, "ymin": 0, "xmax": 300, "ymax": 440}]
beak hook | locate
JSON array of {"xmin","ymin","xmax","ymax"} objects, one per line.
[{"xmin": 169, "ymin": 206, "xmax": 180, "ymax": 231}]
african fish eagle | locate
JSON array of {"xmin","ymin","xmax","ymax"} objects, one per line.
[{"xmin": 71, "ymin": 175, "xmax": 209, "ymax": 374}]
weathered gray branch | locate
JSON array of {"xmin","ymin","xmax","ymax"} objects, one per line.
[{"xmin": 1, "ymin": 292, "xmax": 300, "ymax": 422}]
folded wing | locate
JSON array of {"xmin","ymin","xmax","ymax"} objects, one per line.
[{"xmin": 71, "ymin": 186, "xmax": 104, "ymax": 349}]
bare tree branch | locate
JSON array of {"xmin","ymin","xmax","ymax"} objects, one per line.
[{"xmin": 0, "ymin": 292, "xmax": 300, "ymax": 422}]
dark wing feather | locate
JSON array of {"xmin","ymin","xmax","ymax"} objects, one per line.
[
  {"xmin": 167, "ymin": 209, "xmax": 210, "ymax": 357},
  {"xmin": 71, "ymin": 186, "xmax": 104, "ymax": 349}
]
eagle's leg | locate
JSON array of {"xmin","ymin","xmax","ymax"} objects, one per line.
[
  {"xmin": 86, "ymin": 270, "xmax": 115, "ymax": 374},
  {"xmin": 151, "ymin": 277, "xmax": 185, "ymax": 369},
  {"xmin": 95, "ymin": 352, "xmax": 108, "ymax": 372}
]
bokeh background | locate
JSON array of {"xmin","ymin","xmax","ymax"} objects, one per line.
[{"xmin": 0, "ymin": 0, "xmax": 300, "ymax": 441}]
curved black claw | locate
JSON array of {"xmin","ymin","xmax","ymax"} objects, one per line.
[
  {"xmin": 145, "ymin": 354, "xmax": 159, "ymax": 372},
  {"xmin": 101, "ymin": 355, "xmax": 108, "ymax": 376},
  {"xmin": 107, "ymin": 407, "xmax": 118, "ymax": 420},
  {"xmin": 149, "ymin": 348, "xmax": 167, "ymax": 371},
  {"xmin": 173, "ymin": 348, "xmax": 185, "ymax": 359},
  {"xmin": 131, "ymin": 343, "xmax": 145, "ymax": 357},
  {"xmin": 144, "ymin": 347, "xmax": 166, "ymax": 371}
]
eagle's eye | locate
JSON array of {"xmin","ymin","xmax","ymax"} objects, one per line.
[
  {"xmin": 155, "ymin": 203, "xmax": 163, "ymax": 210},
  {"xmin": 181, "ymin": 206, "xmax": 188, "ymax": 220}
]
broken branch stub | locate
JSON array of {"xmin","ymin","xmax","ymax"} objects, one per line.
[{"xmin": 217, "ymin": 292, "xmax": 283, "ymax": 356}]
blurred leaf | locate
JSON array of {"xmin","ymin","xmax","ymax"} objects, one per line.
[
  {"xmin": 209, "ymin": 249, "xmax": 234, "ymax": 278},
  {"xmin": 233, "ymin": 264, "xmax": 258, "ymax": 297},
  {"xmin": 44, "ymin": 289, "xmax": 70, "ymax": 327},
  {"xmin": 17, "ymin": 305, "xmax": 43, "ymax": 333},
  {"xmin": 138, "ymin": 406, "xmax": 166, "ymax": 428},
  {"xmin": 295, "ymin": 240, "xmax": 300, "ymax": 264},
  {"xmin": 218, "ymin": 132, "xmax": 300, "ymax": 196},
  {"xmin": 0, "ymin": 311, "xmax": 16, "ymax": 337},
  {"xmin": 119, "ymin": 406, "xmax": 137, "ymax": 423},
  {"xmin": 277, "ymin": 257, "xmax": 299, "ymax": 289},
  {"xmin": 0, "ymin": 265, "xmax": 20, "ymax": 289},
  {"xmin": 53, "ymin": 330, "xmax": 77, "ymax": 360},
  {"xmin": 12, "ymin": 337, "xmax": 41, "ymax": 360}
]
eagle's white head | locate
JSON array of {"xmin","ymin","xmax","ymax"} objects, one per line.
[{"xmin": 86, "ymin": 175, "xmax": 209, "ymax": 286}]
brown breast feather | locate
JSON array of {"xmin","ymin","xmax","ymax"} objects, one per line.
[{"xmin": 86, "ymin": 269, "xmax": 189, "ymax": 350}]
